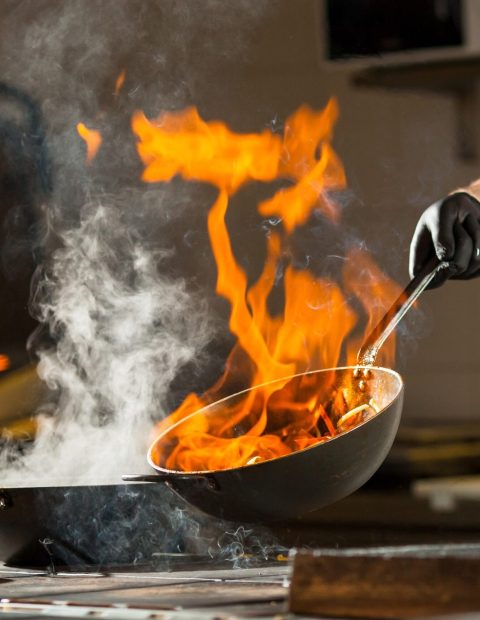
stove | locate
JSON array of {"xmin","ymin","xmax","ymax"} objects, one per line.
[
  {"xmin": 3, "ymin": 446, "xmax": 480, "ymax": 618},
  {"xmin": 1, "ymin": 561, "xmax": 290, "ymax": 619},
  {"xmin": 4, "ymin": 543, "xmax": 480, "ymax": 619}
]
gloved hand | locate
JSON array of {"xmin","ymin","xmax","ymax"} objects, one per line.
[{"xmin": 409, "ymin": 191, "xmax": 480, "ymax": 288}]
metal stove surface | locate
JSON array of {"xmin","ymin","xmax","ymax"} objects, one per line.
[
  {"xmin": 3, "ymin": 476, "xmax": 480, "ymax": 619},
  {"xmin": 0, "ymin": 559, "xmax": 292, "ymax": 620},
  {"xmin": 4, "ymin": 544, "xmax": 480, "ymax": 619}
]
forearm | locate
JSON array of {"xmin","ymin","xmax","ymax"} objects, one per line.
[{"xmin": 452, "ymin": 179, "xmax": 480, "ymax": 203}]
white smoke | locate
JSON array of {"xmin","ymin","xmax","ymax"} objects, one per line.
[
  {"xmin": 0, "ymin": 2, "xmax": 282, "ymax": 563},
  {"xmin": 2, "ymin": 201, "xmax": 213, "ymax": 486},
  {"xmin": 0, "ymin": 0, "xmax": 277, "ymax": 166}
]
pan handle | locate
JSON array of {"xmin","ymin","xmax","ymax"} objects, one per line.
[
  {"xmin": 123, "ymin": 474, "xmax": 171, "ymax": 483},
  {"xmin": 122, "ymin": 473, "xmax": 219, "ymax": 490},
  {"xmin": 357, "ymin": 256, "xmax": 450, "ymax": 366}
]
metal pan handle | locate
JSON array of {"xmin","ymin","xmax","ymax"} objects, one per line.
[
  {"xmin": 122, "ymin": 473, "xmax": 219, "ymax": 490},
  {"xmin": 122, "ymin": 474, "xmax": 172, "ymax": 483},
  {"xmin": 357, "ymin": 256, "xmax": 450, "ymax": 366}
]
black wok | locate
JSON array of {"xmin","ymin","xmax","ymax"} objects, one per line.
[
  {"xmin": 124, "ymin": 365, "xmax": 403, "ymax": 522},
  {"xmin": 124, "ymin": 259, "xmax": 450, "ymax": 522},
  {"xmin": 0, "ymin": 483, "xmax": 174, "ymax": 568}
]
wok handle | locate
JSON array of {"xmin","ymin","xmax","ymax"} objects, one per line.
[
  {"xmin": 122, "ymin": 473, "xmax": 219, "ymax": 490},
  {"xmin": 122, "ymin": 474, "xmax": 172, "ymax": 483},
  {"xmin": 357, "ymin": 256, "xmax": 450, "ymax": 366}
]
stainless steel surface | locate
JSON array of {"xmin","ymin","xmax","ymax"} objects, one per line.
[
  {"xmin": 0, "ymin": 563, "xmax": 291, "ymax": 620},
  {"xmin": 3, "ymin": 545, "xmax": 480, "ymax": 619}
]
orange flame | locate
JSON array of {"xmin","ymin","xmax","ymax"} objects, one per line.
[
  {"xmin": 76, "ymin": 122, "xmax": 102, "ymax": 164},
  {"xmin": 133, "ymin": 100, "xmax": 401, "ymax": 472},
  {"xmin": 343, "ymin": 248, "xmax": 401, "ymax": 369},
  {"xmin": 0, "ymin": 354, "xmax": 10, "ymax": 372},
  {"xmin": 114, "ymin": 70, "xmax": 126, "ymax": 95}
]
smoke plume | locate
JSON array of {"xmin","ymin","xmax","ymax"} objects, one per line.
[
  {"xmin": 0, "ymin": 0, "xmax": 274, "ymax": 482},
  {"xmin": 0, "ymin": 1, "xmax": 290, "ymax": 568},
  {"xmin": 2, "ymin": 200, "xmax": 213, "ymax": 485}
]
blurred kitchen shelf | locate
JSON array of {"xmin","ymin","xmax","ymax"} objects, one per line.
[
  {"xmin": 396, "ymin": 420, "xmax": 480, "ymax": 443},
  {"xmin": 352, "ymin": 55, "xmax": 480, "ymax": 92},
  {"xmin": 351, "ymin": 55, "xmax": 480, "ymax": 160}
]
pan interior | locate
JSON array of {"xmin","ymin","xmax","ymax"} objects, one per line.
[{"xmin": 149, "ymin": 366, "xmax": 402, "ymax": 475}]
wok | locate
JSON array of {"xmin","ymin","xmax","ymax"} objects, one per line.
[
  {"xmin": 125, "ymin": 366, "xmax": 403, "ymax": 522},
  {"xmin": 0, "ymin": 483, "xmax": 176, "ymax": 568},
  {"xmin": 125, "ymin": 258, "xmax": 449, "ymax": 522}
]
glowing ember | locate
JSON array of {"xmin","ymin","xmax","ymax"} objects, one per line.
[
  {"xmin": 114, "ymin": 70, "xmax": 126, "ymax": 95},
  {"xmin": 0, "ymin": 354, "xmax": 10, "ymax": 372},
  {"xmin": 76, "ymin": 122, "xmax": 102, "ymax": 164},
  {"xmin": 133, "ymin": 99, "xmax": 402, "ymax": 472}
]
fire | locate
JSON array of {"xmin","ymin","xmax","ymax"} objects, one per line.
[
  {"xmin": 76, "ymin": 122, "xmax": 102, "ymax": 164},
  {"xmin": 0, "ymin": 354, "xmax": 10, "ymax": 372},
  {"xmin": 114, "ymin": 70, "xmax": 126, "ymax": 95},
  {"xmin": 133, "ymin": 100, "xmax": 401, "ymax": 472}
]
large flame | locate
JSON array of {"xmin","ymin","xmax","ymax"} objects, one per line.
[{"xmin": 132, "ymin": 100, "xmax": 401, "ymax": 472}]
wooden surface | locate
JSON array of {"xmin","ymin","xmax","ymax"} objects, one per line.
[{"xmin": 289, "ymin": 550, "xmax": 480, "ymax": 618}]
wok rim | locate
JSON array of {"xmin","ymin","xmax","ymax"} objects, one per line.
[{"xmin": 148, "ymin": 365, "xmax": 403, "ymax": 477}]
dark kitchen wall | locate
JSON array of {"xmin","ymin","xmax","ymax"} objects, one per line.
[
  {"xmin": 198, "ymin": 0, "xmax": 480, "ymax": 423},
  {"xmin": 0, "ymin": 0, "xmax": 479, "ymax": 421}
]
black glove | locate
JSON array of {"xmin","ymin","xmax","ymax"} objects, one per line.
[{"xmin": 409, "ymin": 192, "xmax": 480, "ymax": 288}]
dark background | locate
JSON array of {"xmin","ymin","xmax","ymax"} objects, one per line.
[{"xmin": 0, "ymin": 0, "xmax": 479, "ymax": 425}]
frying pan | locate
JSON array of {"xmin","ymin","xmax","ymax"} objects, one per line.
[{"xmin": 124, "ymin": 258, "xmax": 449, "ymax": 522}]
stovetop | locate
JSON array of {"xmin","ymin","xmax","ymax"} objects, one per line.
[
  {"xmin": 3, "ymin": 424, "xmax": 480, "ymax": 618},
  {"xmin": 4, "ymin": 543, "xmax": 480, "ymax": 620},
  {"xmin": 0, "ymin": 561, "xmax": 291, "ymax": 619}
]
